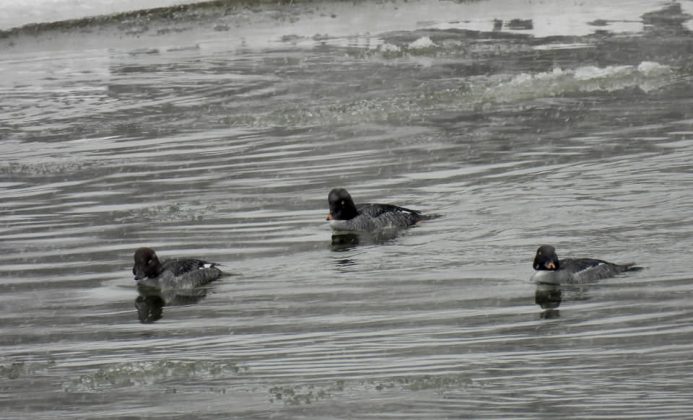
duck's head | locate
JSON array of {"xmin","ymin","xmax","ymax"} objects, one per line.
[
  {"xmin": 133, "ymin": 247, "xmax": 162, "ymax": 280},
  {"xmin": 327, "ymin": 188, "xmax": 359, "ymax": 221},
  {"xmin": 533, "ymin": 245, "xmax": 560, "ymax": 271}
]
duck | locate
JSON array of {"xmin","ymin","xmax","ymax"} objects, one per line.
[
  {"xmin": 326, "ymin": 188, "xmax": 428, "ymax": 232},
  {"xmin": 530, "ymin": 245, "xmax": 639, "ymax": 284},
  {"xmin": 132, "ymin": 247, "xmax": 222, "ymax": 289}
]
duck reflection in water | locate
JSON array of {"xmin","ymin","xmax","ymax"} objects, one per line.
[
  {"xmin": 134, "ymin": 284, "xmax": 211, "ymax": 323},
  {"xmin": 135, "ymin": 294, "xmax": 164, "ymax": 323},
  {"xmin": 329, "ymin": 230, "xmax": 403, "ymax": 251},
  {"xmin": 535, "ymin": 282, "xmax": 562, "ymax": 319},
  {"xmin": 330, "ymin": 232, "xmax": 361, "ymax": 252},
  {"xmin": 329, "ymin": 231, "xmax": 404, "ymax": 270}
]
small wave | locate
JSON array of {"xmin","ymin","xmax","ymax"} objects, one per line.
[
  {"xmin": 224, "ymin": 61, "xmax": 676, "ymax": 129},
  {"xmin": 486, "ymin": 61, "xmax": 675, "ymax": 103}
]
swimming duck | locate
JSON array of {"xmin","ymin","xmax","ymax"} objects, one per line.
[
  {"xmin": 326, "ymin": 188, "xmax": 426, "ymax": 232},
  {"xmin": 530, "ymin": 245, "xmax": 639, "ymax": 284},
  {"xmin": 132, "ymin": 247, "xmax": 222, "ymax": 289}
]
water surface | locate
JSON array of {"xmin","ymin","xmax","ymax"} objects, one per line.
[{"xmin": 2, "ymin": 0, "xmax": 693, "ymax": 418}]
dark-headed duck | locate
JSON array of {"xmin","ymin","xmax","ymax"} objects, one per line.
[
  {"xmin": 326, "ymin": 188, "xmax": 429, "ymax": 232},
  {"xmin": 531, "ymin": 245, "xmax": 639, "ymax": 284},
  {"xmin": 132, "ymin": 247, "xmax": 222, "ymax": 289}
]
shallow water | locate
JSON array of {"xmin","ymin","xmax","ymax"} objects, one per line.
[{"xmin": 2, "ymin": 0, "xmax": 693, "ymax": 418}]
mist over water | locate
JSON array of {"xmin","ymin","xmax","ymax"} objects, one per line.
[{"xmin": 2, "ymin": 0, "xmax": 693, "ymax": 418}]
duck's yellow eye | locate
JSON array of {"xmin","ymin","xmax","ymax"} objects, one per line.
[{"xmin": 341, "ymin": 200, "xmax": 345, "ymax": 205}]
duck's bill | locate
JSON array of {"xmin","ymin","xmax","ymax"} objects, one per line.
[
  {"xmin": 326, "ymin": 213, "xmax": 333, "ymax": 221},
  {"xmin": 545, "ymin": 261, "xmax": 556, "ymax": 270}
]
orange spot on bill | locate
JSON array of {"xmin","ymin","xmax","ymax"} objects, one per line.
[{"xmin": 545, "ymin": 261, "xmax": 556, "ymax": 270}]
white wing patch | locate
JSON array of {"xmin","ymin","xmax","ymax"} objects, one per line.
[{"xmin": 575, "ymin": 261, "xmax": 605, "ymax": 275}]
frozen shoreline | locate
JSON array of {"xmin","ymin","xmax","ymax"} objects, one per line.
[{"xmin": 3, "ymin": 0, "xmax": 693, "ymax": 51}]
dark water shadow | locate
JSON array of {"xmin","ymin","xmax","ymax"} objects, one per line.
[
  {"xmin": 330, "ymin": 229, "xmax": 408, "ymax": 252},
  {"xmin": 535, "ymin": 282, "xmax": 562, "ymax": 319},
  {"xmin": 134, "ymin": 294, "xmax": 165, "ymax": 323},
  {"xmin": 330, "ymin": 233, "xmax": 362, "ymax": 253},
  {"xmin": 642, "ymin": 2, "xmax": 692, "ymax": 35},
  {"xmin": 134, "ymin": 284, "xmax": 211, "ymax": 324},
  {"xmin": 534, "ymin": 278, "xmax": 597, "ymax": 319},
  {"xmin": 329, "ymin": 230, "xmax": 407, "ymax": 270}
]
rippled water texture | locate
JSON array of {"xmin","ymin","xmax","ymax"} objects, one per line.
[{"xmin": 2, "ymin": 0, "xmax": 693, "ymax": 418}]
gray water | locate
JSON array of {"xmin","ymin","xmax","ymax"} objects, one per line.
[{"xmin": 2, "ymin": 0, "xmax": 693, "ymax": 418}]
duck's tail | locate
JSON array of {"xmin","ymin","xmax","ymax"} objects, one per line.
[
  {"xmin": 620, "ymin": 262, "xmax": 644, "ymax": 272},
  {"xmin": 416, "ymin": 213, "xmax": 443, "ymax": 223}
]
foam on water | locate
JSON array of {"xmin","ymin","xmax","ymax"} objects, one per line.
[
  {"xmin": 487, "ymin": 61, "xmax": 676, "ymax": 102},
  {"xmin": 64, "ymin": 359, "xmax": 243, "ymax": 392}
]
